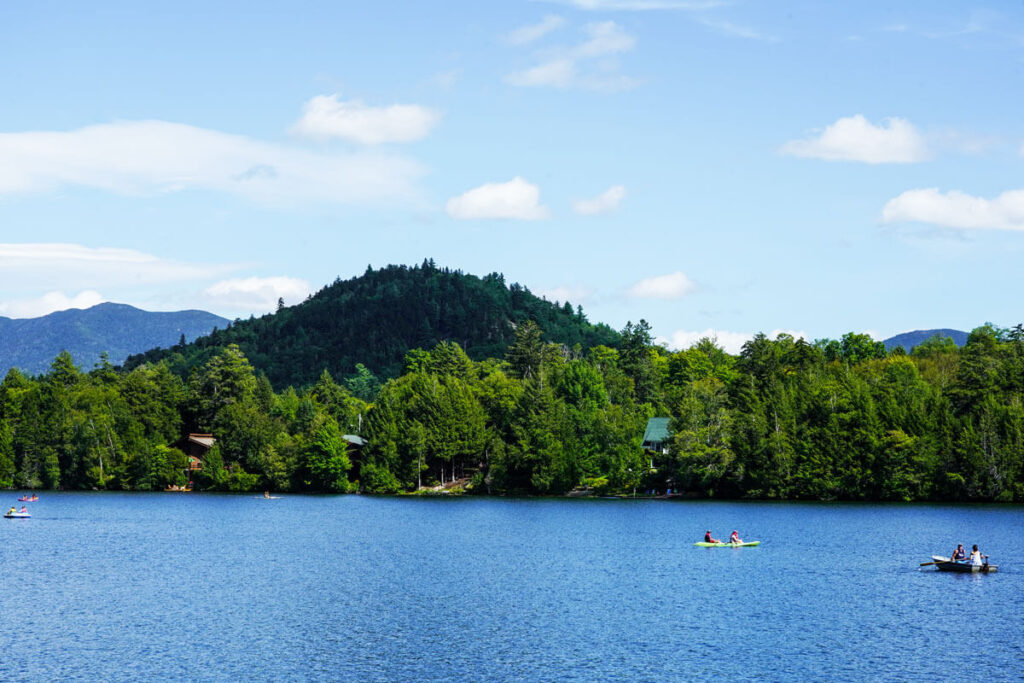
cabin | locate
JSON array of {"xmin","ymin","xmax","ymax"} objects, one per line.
[
  {"xmin": 343, "ymin": 434, "xmax": 367, "ymax": 481},
  {"xmin": 182, "ymin": 433, "xmax": 216, "ymax": 471},
  {"xmin": 641, "ymin": 418, "xmax": 671, "ymax": 456}
]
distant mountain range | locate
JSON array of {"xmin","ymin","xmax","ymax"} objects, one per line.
[
  {"xmin": 882, "ymin": 328, "xmax": 968, "ymax": 352},
  {"xmin": 0, "ymin": 303, "xmax": 229, "ymax": 377}
]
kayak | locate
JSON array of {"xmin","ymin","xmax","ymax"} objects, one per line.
[
  {"xmin": 17, "ymin": 497, "xmax": 38, "ymax": 502},
  {"xmin": 4, "ymin": 512, "xmax": 31, "ymax": 519},
  {"xmin": 694, "ymin": 541, "xmax": 760, "ymax": 547}
]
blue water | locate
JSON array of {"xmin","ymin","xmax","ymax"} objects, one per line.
[{"xmin": 1, "ymin": 494, "xmax": 1021, "ymax": 681}]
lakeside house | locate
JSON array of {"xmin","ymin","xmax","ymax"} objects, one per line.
[
  {"xmin": 182, "ymin": 433, "xmax": 216, "ymax": 472},
  {"xmin": 641, "ymin": 418, "xmax": 671, "ymax": 455},
  {"xmin": 642, "ymin": 417, "xmax": 677, "ymax": 494},
  {"xmin": 343, "ymin": 434, "xmax": 367, "ymax": 481}
]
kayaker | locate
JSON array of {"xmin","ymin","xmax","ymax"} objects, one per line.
[
  {"xmin": 969, "ymin": 545, "xmax": 988, "ymax": 566},
  {"xmin": 729, "ymin": 530, "xmax": 742, "ymax": 544},
  {"xmin": 704, "ymin": 530, "xmax": 721, "ymax": 544},
  {"xmin": 951, "ymin": 544, "xmax": 966, "ymax": 562},
  {"xmin": 7, "ymin": 506, "xmax": 15, "ymax": 515}
]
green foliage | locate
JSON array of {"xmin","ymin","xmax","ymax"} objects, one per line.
[
  {"xmin": 300, "ymin": 415, "xmax": 354, "ymax": 493},
  {"xmin": 123, "ymin": 261, "xmax": 620, "ymax": 388},
  {"xmin": 4, "ymin": 311, "xmax": 1024, "ymax": 502}
]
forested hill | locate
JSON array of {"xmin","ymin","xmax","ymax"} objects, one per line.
[
  {"xmin": 123, "ymin": 260, "xmax": 620, "ymax": 389},
  {"xmin": 883, "ymin": 329, "xmax": 968, "ymax": 352},
  {"xmin": 0, "ymin": 303, "xmax": 228, "ymax": 376}
]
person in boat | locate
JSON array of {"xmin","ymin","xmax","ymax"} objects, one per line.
[
  {"xmin": 264, "ymin": 491, "xmax": 270, "ymax": 499},
  {"xmin": 7, "ymin": 506, "xmax": 15, "ymax": 515},
  {"xmin": 729, "ymin": 530, "xmax": 742, "ymax": 544},
  {"xmin": 950, "ymin": 544, "xmax": 966, "ymax": 562},
  {"xmin": 969, "ymin": 544, "xmax": 988, "ymax": 566},
  {"xmin": 19, "ymin": 506, "xmax": 27, "ymax": 514},
  {"xmin": 704, "ymin": 530, "xmax": 722, "ymax": 544}
]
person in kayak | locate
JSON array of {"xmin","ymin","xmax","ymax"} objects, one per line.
[
  {"xmin": 950, "ymin": 544, "xmax": 966, "ymax": 562},
  {"xmin": 729, "ymin": 530, "xmax": 742, "ymax": 544},
  {"xmin": 6, "ymin": 506, "xmax": 15, "ymax": 516},
  {"xmin": 969, "ymin": 545, "xmax": 988, "ymax": 566},
  {"xmin": 704, "ymin": 530, "xmax": 722, "ymax": 544},
  {"xmin": 20, "ymin": 506, "xmax": 28, "ymax": 514}
]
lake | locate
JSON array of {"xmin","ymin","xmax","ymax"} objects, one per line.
[{"xmin": 1, "ymin": 494, "xmax": 1021, "ymax": 681}]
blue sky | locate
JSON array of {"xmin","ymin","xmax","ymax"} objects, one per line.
[{"xmin": 1, "ymin": 1, "xmax": 1022, "ymax": 352}]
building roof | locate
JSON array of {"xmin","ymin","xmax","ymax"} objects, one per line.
[
  {"xmin": 188, "ymin": 433, "xmax": 216, "ymax": 449},
  {"xmin": 343, "ymin": 434, "xmax": 367, "ymax": 447},
  {"xmin": 642, "ymin": 417, "xmax": 671, "ymax": 445}
]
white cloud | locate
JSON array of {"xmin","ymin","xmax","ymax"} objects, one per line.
[
  {"xmin": 290, "ymin": 94, "xmax": 441, "ymax": 144},
  {"xmin": 202, "ymin": 276, "xmax": 312, "ymax": 313},
  {"xmin": 446, "ymin": 177, "xmax": 549, "ymax": 220},
  {"xmin": 628, "ymin": 271, "xmax": 696, "ymax": 299},
  {"xmin": 536, "ymin": 285, "xmax": 592, "ymax": 304},
  {"xmin": 574, "ymin": 185, "xmax": 626, "ymax": 215},
  {"xmin": 0, "ymin": 290, "xmax": 106, "ymax": 319},
  {"xmin": 574, "ymin": 21, "xmax": 635, "ymax": 57},
  {"xmin": 780, "ymin": 115, "xmax": 929, "ymax": 163},
  {"xmin": 661, "ymin": 329, "xmax": 808, "ymax": 355},
  {"xmin": 430, "ymin": 69, "xmax": 462, "ymax": 90},
  {"xmin": 0, "ymin": 243, "xmax": 231, "ymax": 288},
  {"xmin": 507, "ymin": 59, "xmax": 578, "ymax": 88},
  {"xmin": 882, "ymin": 187, "xmax": 1024, "ymax": 231},
  {"xmin": 698, "ymin": 19, "xmax": 778, "ymax": 41},
  {"xmin": 506, "ymin": 21, "xmax": 641, "ymax": 92},
  {"xmin": 0, "ymin": 243, "xmax": 316, "ymax": 318},
  {"xmin": 506, "ymin": 15, "xmax": 566, "ymax": 45},
  {"xmin": 0, "ymin": 120, "xmax": 424, "ymax": 205},
  {"xmin": 0, "ymin": 243, "xmax": 239, "ymax": 319}
]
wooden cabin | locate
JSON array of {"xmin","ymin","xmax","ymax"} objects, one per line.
[{"xmin": 183, "ymin": 433, "xmax": 216, "ymax": 471}]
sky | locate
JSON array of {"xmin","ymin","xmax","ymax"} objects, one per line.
[{"xmin": 1, "ymin": 1, "xmax": 1023, "ymax": 353}]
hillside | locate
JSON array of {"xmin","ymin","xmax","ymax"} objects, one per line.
[
  {"xmin": 883, "ymin": 328, "xmax": 968, "ymax": 352},
  {"xmin": 0, "ymin": 303, "xmax": 229, "ymax": 376},
  {"xmin": 124, "ymin": 260, "xmax": 620, "ymax": 388}
]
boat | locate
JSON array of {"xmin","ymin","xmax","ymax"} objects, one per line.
[
  {"xmin": 4, "ymin": 511, "xmax": 31, "ymax": 519},
  {"xmin": 694, "ymin": 541, "xmax": 760, "ymax": 547},
  {"xmin": 929, "ymin": 555, "xmax": 998, "ymax": 573},
  {"xmin": 17, "ymin": 495, "xmax": 38, "ymax": 502}
]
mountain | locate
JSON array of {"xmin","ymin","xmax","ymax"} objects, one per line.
[
  {"xmin": 124, "ymin": 260, "xmax": 620, "ymax": 388},
  {"xmin": 883, "ymin": 328, "xmax": 968, "ymax": 352},
  {"xmin": 0, "ymin": 303, "xmax": 229, "ymax": 377}
]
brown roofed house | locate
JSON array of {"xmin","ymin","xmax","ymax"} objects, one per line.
[{"xmin": 183, "ymin": 433, "xmax": 216, "ymax": 471}]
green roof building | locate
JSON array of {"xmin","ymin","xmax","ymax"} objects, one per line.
[{"xmin": 642, "ymin": 417, "xmax": 671, "ymax": 454}]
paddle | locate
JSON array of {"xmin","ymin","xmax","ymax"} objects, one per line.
[{"xmin": 919, "ymin": 561, "xmax": 940, "ymax": 566}]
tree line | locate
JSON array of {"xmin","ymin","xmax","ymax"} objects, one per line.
[{"xmin": 2, "ymin": 322, "xmax": 1022, "ymax": 501}]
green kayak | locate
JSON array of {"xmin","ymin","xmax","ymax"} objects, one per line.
[{"xmin": 694, "ymin": 541, "xmax": 760, "ymax": 547}]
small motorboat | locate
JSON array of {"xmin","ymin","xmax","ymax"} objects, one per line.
[
  {"xmin": 694, "ymin": 541, "xmax": 760, "ymax": 547},
  {"xmin": 928, "ymin": 555, "xmax": 998, "ymax": 573},
  {"xmin": 4, "ymin": 511, "xmax": 31, "ymax": 519}
]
